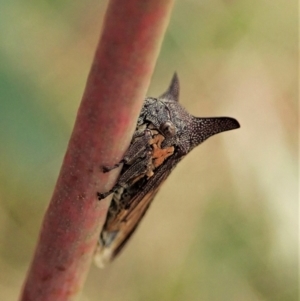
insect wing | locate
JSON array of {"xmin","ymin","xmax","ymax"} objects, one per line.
[{"xmin": 94, "ymin": 156, "xmax": 180, "ymax": 267}]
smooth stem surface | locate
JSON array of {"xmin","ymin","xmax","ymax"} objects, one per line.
[{"xmin": 19, "ymin": 0, "xmax": 174, "ymax": 300}]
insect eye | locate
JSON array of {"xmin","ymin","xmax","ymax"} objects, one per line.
[{"xmin": 159, "ymin": 121, "xmax": 176, "ymax": 137}]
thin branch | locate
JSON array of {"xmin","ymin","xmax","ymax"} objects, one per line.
[{"xmin": 19, "ymin": 0, "xmax": 174, "ymax": 300}]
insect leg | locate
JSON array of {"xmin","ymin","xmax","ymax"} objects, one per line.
[
  {"xmin": 98, "ymin": 150, "xmax": 153, "ymax": 200},
  {"xmin": 102, "ymin": 129, "xmax": 152, "ymax": 172}
]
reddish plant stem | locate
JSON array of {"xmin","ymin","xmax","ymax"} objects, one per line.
[{"xmin": 19, "ymin": 1, "xmax": 174, "ymax": 300}]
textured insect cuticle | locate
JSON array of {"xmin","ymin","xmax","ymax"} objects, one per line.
[{"xmin": 95, "ymin": 73, "xmax": 240, "ymax": 265}]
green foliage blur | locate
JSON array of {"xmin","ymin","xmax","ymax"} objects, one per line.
[{"xmin": 0, "ymin": 1, "xmax": 297, "ymax": 300}]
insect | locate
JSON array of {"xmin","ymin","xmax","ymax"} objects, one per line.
[{"xmin": 95, "ymin": 73, "xmax": 240, "ymax": 267}]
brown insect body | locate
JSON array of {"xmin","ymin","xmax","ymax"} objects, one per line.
[{"xmin": 95, "ymin": 74, "xmax": 240, "ymax": 267}]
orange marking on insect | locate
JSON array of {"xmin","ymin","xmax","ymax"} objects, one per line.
[{"xmin": 150, "ymin": 133, "xmax": 174, "ymax": 168}]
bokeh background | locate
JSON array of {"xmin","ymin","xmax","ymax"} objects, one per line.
[{"xmin": 0, "ymin": 1, "xmax": 298, "ymax": 300}]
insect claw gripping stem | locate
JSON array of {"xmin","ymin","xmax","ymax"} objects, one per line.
[
  {"xmin": 102, "ymin": 161, "xmax": 124, "ymax": 173},
  {"xmin": 97, "ymin": 189, "xmax": 116, "ymax": 200}
]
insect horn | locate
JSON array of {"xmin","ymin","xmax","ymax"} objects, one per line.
[
  {"xmin": 190, "ymin": 116, "xmax": 240, "ymax": 147},
  {"xmin": 159, "ymin": 72, "xmax": 180, "ymax": 102}
]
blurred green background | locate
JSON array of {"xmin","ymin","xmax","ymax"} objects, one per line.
[{"xmin": 0, "ymin": 1, "xmax": 298, "ymax": 300}]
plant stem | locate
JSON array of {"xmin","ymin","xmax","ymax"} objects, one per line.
[{"xmin": 19, "ymin": 0, "xmax": 174, "ymax": 300}]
